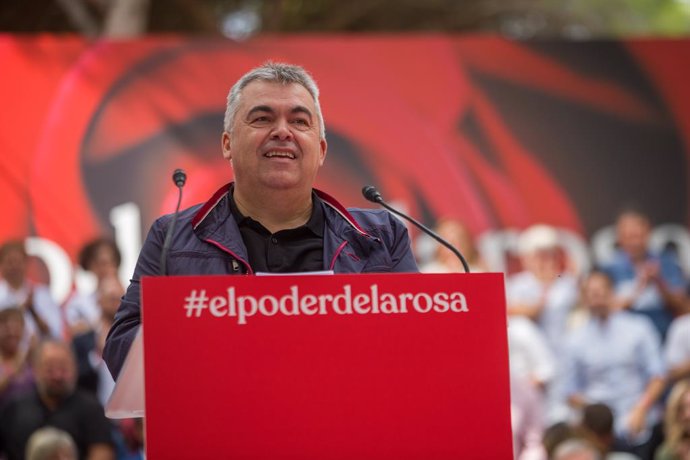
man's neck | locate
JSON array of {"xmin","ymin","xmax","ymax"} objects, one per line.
[
  {"xmin": 101, "ymin": 314, "xmax": 116, "ymax": 325},
  {"xmin": 592, "ymin": 310, "xmax": 611, "ymax": 324},
  {"xmin": 1, "ymin": 349, "xmax": 19, "ymax": 362},
  {"xmin": 4, "ymin": 278, "xmax": 25, "ymax": 291},
  {"xmin": 234, "ymin": 187, "xmax": 314, "ymax": 234},
  {"xmin": 625, "ymin": 248, "xmax": 648, "ymax": 264},
  {"xmin": 39, "ymin": 393, "xmax": 64, "ymax": 411}
]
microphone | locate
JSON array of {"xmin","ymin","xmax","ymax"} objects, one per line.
[
  {"xmin": 361, "ymin": 185, "xmax": 471, "ymax": 273},
  {"xmin": 173, "ymin": 168, "xmax": 187, "ymax": 187},
  {"xmin": 160, "ymin": 169, "xmax": 187, "ymax": 275}
]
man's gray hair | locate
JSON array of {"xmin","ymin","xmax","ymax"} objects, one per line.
[
  {"xmin": 223, "ymin": 62, "xmax": 326, "ymax": 140},
  {"xmin": 552, "ymin": 439, "xmax": 601, "ymax": 460},
  {"xmin": 25, "ymin": 427, "xmax": 77, "ymax": 460}
]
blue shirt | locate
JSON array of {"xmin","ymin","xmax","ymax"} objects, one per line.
[
  {"xmin": 563, "ymin": 311, "xmax": 664, "ymax": 444},
  {"xmin": 604, "ymin": 250, "xmax": 686, "ymax": 339}
]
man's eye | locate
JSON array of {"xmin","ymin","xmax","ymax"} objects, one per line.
[
  {"xmin": 252, "ymin": 116, "xmax": 270, "ymax": 123},
  {"xmin": 292, "ymin": 119, "xmax": 309, "ymax": 126}
]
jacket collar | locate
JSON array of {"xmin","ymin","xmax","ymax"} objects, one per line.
[
  {"xmin": 313, "ymin": 188, "xmax": 371, "ymax": 238},
  {"xmin": 192, "ymin": 182, "xmax": 373, "ymax": 238},
  {"xmin": 190, "ymin": 183, "xmax": 249, "ymax": 268},
  {"xmin": 191, "ymin": 183, "xmax": 231, "ymax": 230}
]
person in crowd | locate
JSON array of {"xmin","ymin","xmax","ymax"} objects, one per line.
[
  {"xmin": 508, "ymin": 310, "xmax": 563, "ymax": 435},
  {"xmin": 0, "ymin": 340, "xmax": 114, "ymax": 460},
  {"xmin": 508, "ymin": 314, "xmax": 556, "ymax": 391},
  {"xmin": 665, "ymin": 310, "xmax": 690, "ymax": 384},
  {"xmin": 0, "ymin": 307, "xmax": 34, "ymax": 407},
  {"xmin": 117, "ymin": 419, "xmax": 144, "ymax": 460},
  {"xmin": 103, "ymin": 62, "xmax": 419, "ymax": 379},
  {"xmin": 506, "ymin": 224, "xmax": 580, "ymax": 424},
  {"xmin": 543, "ymin": 422, "xmax": 578, "ymax": 458},
  {"xmin": 25, "ymin": 426, "xmax": 77, "ymax": 460},
  {"xmin": 563, "ymin": 270, "xmax": 666, "ymax": 457},
  {"xmin": 418, "ymin": 217, "xmax": 487, "ymax": 273},
  {"xmin": 72, "ymin": 275, "xmax": 122, "ymax": 404},
  {"xmin": 579, "ymin": 403, "xmax": 641, "ymax": 460},
  {"xmin": 511, "ymin": 373, "xmax": 548, "ymax": 460},
  {"xmin": 543, "ymin": 422, "xmax": 599, "ymax": 460},
  {"xmin": 0, "ymin": 240, "xmax": 63, "ymax": 347},
  {"xmin": 506, "ymin": 224, "xmax": 579, "ymax": 354},
  {"xmin": 64, "ymin": 238, "xmax": 122, "ymax": 336},
  {"xmin": 552, "ymin": 438, "xmax": 602, "ymax": 460},
  {"xmin": 72, "ymin": 276, "xmax": 135, "ymax": 460},
  {"xmin": 603, "ymin": 208, "xmax": 687, "ymax": 340},
  {"xmin": 655, "ymin": 378, "xmax": 690, "ymax": 460},
  {"xmin": 78, "ymin": 239, "xmax": 121, "ymax": 283}
]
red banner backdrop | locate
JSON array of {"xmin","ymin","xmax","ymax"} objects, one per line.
[{"xmin": 1, "ymin": 35, "xmax": 689, "ymax": 274}]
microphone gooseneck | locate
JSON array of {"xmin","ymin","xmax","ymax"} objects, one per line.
[
  {"xmin": 160, "ymin": 169, "xmax": 187, "ymax": 275},
  {"xmin": 361, "ymin": 185, "xmax": 471, "ymax": 273}
]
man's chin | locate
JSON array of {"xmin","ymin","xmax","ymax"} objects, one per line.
[
  {"xmin": 258, "ymin": 175, "xmax": 305, "ymax": 191},
  {"xmin": 41, "ymin": 384, "xmax": 73, "ymax": 400},
  {"xmin": 235, "ymin": 173, "xmax": 314, "ymax": 197}
]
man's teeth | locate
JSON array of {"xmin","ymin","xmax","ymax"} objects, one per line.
[{"xmin": 265, "ymin": 151, "xmax": 295, "ymax": 159}]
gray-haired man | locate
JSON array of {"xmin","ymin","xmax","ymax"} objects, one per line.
[{"xmin": 103, "ymin": 62, "xmax": 418, "ymax": 378}]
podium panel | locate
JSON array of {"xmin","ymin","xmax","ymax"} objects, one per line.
[{"xmin": 142, "ymin": 272, "xmax": 512, "ymax": 459}]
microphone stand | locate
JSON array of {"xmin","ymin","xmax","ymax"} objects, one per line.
[
  {"xmin": 362, "ymin": 186, "xmax": 471, "ymax": 273},
  {"xmin": 160, "ymin": 169, "xmax": 186, "ymax": 275}
]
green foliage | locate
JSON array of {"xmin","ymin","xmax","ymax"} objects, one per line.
[
  {"xmin": 542, "ymin": 0, "xmax": 690, "ymax": 37},
  {"xmin": 3, "ymin": 0, "xmax": 690, "ymax": 37}
]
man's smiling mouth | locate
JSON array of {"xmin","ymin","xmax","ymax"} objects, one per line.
[{"xmin": 264, "ymin": 151, "xmax": 296, "ymax": 159}]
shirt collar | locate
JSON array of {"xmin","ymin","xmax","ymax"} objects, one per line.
[{"xmin": 229, "ymin": 188, "xmax": 324, "ymax": 237}]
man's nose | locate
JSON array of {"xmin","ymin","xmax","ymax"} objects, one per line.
[{"xmin": 271, "ymin": 118, "xmax": 293, "ymax": 141}]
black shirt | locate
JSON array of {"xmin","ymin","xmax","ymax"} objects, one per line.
[
  {"xmin": 0, "ymin": 387, "xmax": 114, "ymax": 460},
  {"xmin": 229, "ymin": 192, "xmax": 325, "ymax": 273}
]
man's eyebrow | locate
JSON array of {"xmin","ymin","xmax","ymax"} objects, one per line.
[
  {"xmin": 291, "ymin": 106, "xmax": 313, "ymax": 119},
  {"xmin": 246, "ymin": 105, "xmax": 274, "ymax": 119},
  {"xmin": 245, "ymin": 105, "xmax": 313, "ymax": 120}
]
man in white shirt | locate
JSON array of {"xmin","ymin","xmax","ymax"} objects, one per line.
[
  {"xmin": 0, "ymin": 241, "xmax": 63, "ymax": 346},
  {"xmin": 506, "ymin": 224, "xmax": 579, "ymax": 355},
  {"xmin": 563, "ymin": 270, "xmax": 665, "ymax": 455},
  {"xmin": 665, "ymin": 312, "xmax": 690, "ymax": 382}
]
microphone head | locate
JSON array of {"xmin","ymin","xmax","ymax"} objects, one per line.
[
  {"xmin": 362, "ymin": 185, "xmax": 383, "ymax": 203},
  {"xmin": 172, "ymin": 169, "xmax": 187, "ymax": 187}
]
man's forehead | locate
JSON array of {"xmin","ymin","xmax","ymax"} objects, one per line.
[
  {"xmin": 239, "ymin": 80, "xmax": 316, "ymax": 110},
  {"xmin": 617, "ymin": 212, "xmax": 649, "ymax": 227},
  {"xmin": 39, "ymin": 344, "xmax": 72, "ymax": 362}
]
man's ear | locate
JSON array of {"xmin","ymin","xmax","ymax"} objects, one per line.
[
  {"xmin": 221, "ymin": 131, "xmax": 232, "ymax": 161},
  {"xmin": 318, "ymin": 138, "xmax": 327, "ymax": 166}
]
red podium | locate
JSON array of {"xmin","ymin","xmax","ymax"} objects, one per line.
[{"xmin": 140, "ymin": 272, "xmax": 512, "ymax": 459}]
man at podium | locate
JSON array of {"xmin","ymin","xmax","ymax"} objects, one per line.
[{"xmin": 103, "ymin": 62, "xmax": 418, "ymax": 379}]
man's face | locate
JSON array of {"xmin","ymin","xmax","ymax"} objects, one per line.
[
  {"xmin": 616, "ymin": 213, "xmax": 650, "ymax": 261},
  {"xmin": 521, "ymin": 249, "xmax": 560, "ymax": 279},
  {"xmin": 0, "ymin": 315, "xmax": 23, "ymax": 354},
  {"xmin": 98, "ymin": 275, "xmax": 124, "ymax": 319},
  {"xmin": 0, "ymin": 248, "xmax": 27, "ymax": 286},
  {"xmin": 222, "ymin": 81, "xmax": 327, "ymax": 196},
  {"xmin": 35, "ymin": 343, "xmax": 77, "ymax": 401},
  {"xmin": 583, "ymin": 273, "xmax": 613, "ymax": 317}
]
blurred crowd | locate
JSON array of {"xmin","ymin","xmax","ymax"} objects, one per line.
[
  {"xmin": 0, "ymin": 207, "xmax": 689, "ymax": 459},
  {"xmin": 419, "ymin": 209, "xmax": 690, "ymax": 460},
  {"xmin": 0, "ymin": 239, "xmax": 141, "ymax": 460}
]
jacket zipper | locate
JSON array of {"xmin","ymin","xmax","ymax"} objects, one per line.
[{"xmin": 202, "ymin": 238, "xmax": 254, "ymax": 274}]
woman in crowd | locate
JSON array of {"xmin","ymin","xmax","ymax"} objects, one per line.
[
  {"xmin": 0, "ymin": 307, "xmax": 34, "ymax": 407},
  {"xmin": 418, "ymin": 217, "xmax": 487, "ymax": 273},
  {"xmin": 656, "ymin": 379, "xmax": 690, "ymax": 460}
]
